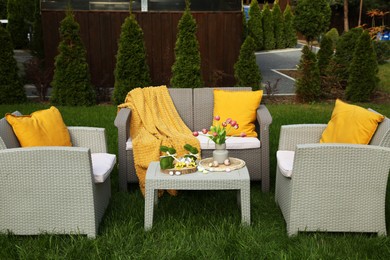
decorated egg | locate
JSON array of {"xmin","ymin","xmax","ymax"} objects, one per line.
[
  {"xmin": 175, "ymin": 171, "xmax": 181, "ymax": 175},
  {"xmin": 224, "ymin": 159, "xmax": 231, "ymax": 166},
  {"xmin": 169, "ymin": 171, "xmax": 174, "ymax": 176},
  {"xmin": 225, "ymin": 168, "xmax": 231, "ymax": 172},
  {"xmin": 212, "ymin": 160, "xmax": 219, "ymax": 167}
]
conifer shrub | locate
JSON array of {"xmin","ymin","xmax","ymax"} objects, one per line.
[
  {"xmin": 247, "ymin": 0, "xmax": 263, "ymax": 51},
  {"xmin": 113, "ymin": 7, "xmax": 151, "ymax": 105},
  {"xmin": 325, "ymin": 28, "xmax": 339, "ymax": 50},
  {"xmin": 373, "ymin": 41, "xmax": 390, "ymax": 65},
  {"xmin": 273, "ymin": 0, "xmax": 285, "ymax": 49},
  {"xmin": 234, "ymin": 36, "xmax": 262, "ymax": 90},
  {"xmin": 345, "ymin": 31, "xmax": 379, "ymax": 102},
  {"xmin": 170, "ymin": 0, "xmax": 203, "ymax": 88},
  {"xmin": 0, "ymin": 0, "xmax": 7, "ymax": 19},
  {"xmin": 332, "ymin": 27, "xmax": 363, "ymax": 87},
  {"xmin": 262, "ymin": 3, "xmax": 275, "ymax": 50},
  {"xmin": 293, "ymin": 0, "xmax": 331, "ymax": 44},
  {"xmin": 295, "ymin": 45, "xmax": 321, "ymax": 102},
  {"xmin": 317, "ymin": 35, "xmax": 333, "ymax": 76},
  {"xmin": 7, "ymin": 0, "xmax": 28, "ymax": 48},
  {"xmin": 31, "ymin": 0, "xmax": 44, "ymax": 59},
  {"xmin": 242, "ymin": 10, "xmax": 248, "ymax": 40},
  {"xmin": 0, "ymin": 26, "xmax": 27, "ymax": 104},
  {"xmin": 51, "ymin": 8, "xmax": 96, "ymax": 106},
  {"xmin": 283, "ymin": 4, "xmax": 297, "ymax": 48}
]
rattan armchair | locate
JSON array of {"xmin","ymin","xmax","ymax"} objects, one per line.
[
  {"xmin": 0, "ymin": 112, "xmax": 113, "ymax": 238},
  {"xmin": 275, "ymin": 114, "xmax": 390, "ymax": 236}
]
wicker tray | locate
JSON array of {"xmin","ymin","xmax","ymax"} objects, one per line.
[
  {"xmin": 198, "ymin": 157, "xmax": 245, "ymax": 172},
  {"xmin": 160, "ymin": 166, "xmax": 198, "ymax": 175}
]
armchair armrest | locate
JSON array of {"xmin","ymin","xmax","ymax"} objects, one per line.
[
  {"xmin": 256, "ymin": 104, "xmax": 272, "ymax": 133},
  {"xmin": 114, "ymin": 108, "xmax": 132, "ymax": 191},
  {"xmin": 67, "ymin": 127, "xmax": 108, "ymax": 153},
  {"xmin": 114, "ymin": 108, "xmax": 131, "ymax": 142},
  {"xmin": 256, "ymin": 104, "xmax": 273, "ymax": 192},
  {"xmin": 278, "ymin": 124, "xmax": 327, "ymax": 151}
]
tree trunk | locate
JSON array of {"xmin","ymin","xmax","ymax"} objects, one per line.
[
  {"xmin": 358, "ymin": 0, "xmax": 363, "ymax": 26},
  {"xmin": 344, "ymin": 0, "xmax": 349, "ymax": 32}
]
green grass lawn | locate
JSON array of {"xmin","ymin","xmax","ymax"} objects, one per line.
[
  {"xmin": 378, "ymin": 62, "xmax": 390, "ymax": 94},
  {"xmin": 0, "ymin": 102, "xmax": 390, "ymax": 259}
]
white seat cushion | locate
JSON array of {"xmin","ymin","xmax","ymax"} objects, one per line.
[
  {"xmin": 91, "ymin": 153, "xmax": 116, "ymax": 183},
  {"xmin": 276, "ymin": 150, "xmax": 295, "ymax": 178},
  {"xmin": 125, "ymin": 134, "xmax": 260, "ymax": 150}
]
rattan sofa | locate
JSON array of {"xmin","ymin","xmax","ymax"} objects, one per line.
[
  {"xmin": 115, "ymin": 87, "xmax": 273, "ymax": 192},
  {"xmin": 275, "ymin": 111, "xmax": 390, "ymax": 236},
  {"xmin": 0, "ymin": 112, "xmax": 113, "ymax": 238}
]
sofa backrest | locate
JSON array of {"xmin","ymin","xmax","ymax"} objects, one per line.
[
  {"xmin": 168, "ymin": 88, "xmax": 194, "ymax": 130},
  {"xmin": 370, "ymin": 116, "xmax": 390, "ymax": 148},
  {"xmin": 0, "ymin": 111, "xmax": 21, "ymax": 149},
  {"xmin": 168, "ymin": 87, "xmax": 253, "ymax": 131},
  {"xmin": 193, "ymin": 87, "xmax": 252, "ymax": 130}
]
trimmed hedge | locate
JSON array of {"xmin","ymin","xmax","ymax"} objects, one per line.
[
  {"xmin": 325, "ymin": 28, "xmax": 339, "ymax": 50},
  {"xmin": 0, "ymin": 26, "xmax": 27, "ymax": 104},
  {"xmin": 345, "ymin": 31, "xmax": 379, "ymax": 102},
  {"xmin": 113, "ymin": 9, "xmax": 151, "ymax": 105},
  {"xmin": 234, "ymin": 36, "xmax": 262, "ymax": 90},
  {"xmin": 295, "ymin": 45, "xmax": 321, "ymax": 102},
  {"xmin": 273, "ymin": 1, "xmax": 285, "ymax": 49},
  {"xmin": 262, "ymin": 3, "xmax": 275, "ymax": 50},
  {"xmin": 247, "ymin": 0, "xmax": 263, "ymax": 51},
  {"xmin": 6, "ymin": 0, "xmax": 35, "ymax": 49},
  {"xmin": 51, "ymin": 8, "xmax": 96, "ymax": 106},
  {"xmin": 294, "ymin": 0, "xmax": 331, "ymax": 44},
  {"xmin": 332, "ymin": 27, "xmax": 363, "ymax": 86},
  {"xmin": 317, "ymin": 35, "xmax": 333, "ymax": 76},
  {"xmin": 170, "ymin": 1, "xmax": 203, "ymax": 88},
  {"xmin": 283, "ymin": 4, "xmax": 297, "ymax": 48}
]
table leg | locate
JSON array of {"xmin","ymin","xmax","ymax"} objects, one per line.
[
  {"xmin": 144, "ymin": 186, "xmax": 155, "ymax": 231},
  {"xmin": 239, "ymin": 187, "xmax": 251, "ymax": 226},
  {"xmin": 154, "ymin": 189, "xmax": 158, "ymax": 206}
]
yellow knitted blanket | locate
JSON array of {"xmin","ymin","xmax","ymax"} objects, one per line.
[{"xmin": 118, "ymin": 86, "xmax": 200, "ymax": 196}]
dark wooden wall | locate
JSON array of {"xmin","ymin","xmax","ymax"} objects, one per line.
[{"xmin": 42, "ymin": 11, "xmax": 243, "ymax": 88}]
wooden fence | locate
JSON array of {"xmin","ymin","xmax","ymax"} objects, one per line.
[{"xmin": 42, "ymin": 11, "xmax": 243, "ymax": 88}]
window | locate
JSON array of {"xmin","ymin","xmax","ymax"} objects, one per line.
[
  {"xmin": 41, "ymin": 0, "xmax": 241, "ymax": 11},
  {"xmin": 41, "ymin": 0, "xmax": 141, "ymax": 11}
]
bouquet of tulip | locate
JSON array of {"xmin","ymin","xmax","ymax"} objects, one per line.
[{"xmin": 192, "ymin": 116, "xmax": 246, "ymax": 145}]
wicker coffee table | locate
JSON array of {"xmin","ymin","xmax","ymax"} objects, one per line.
[{"xmin": 144, "ymin": 161, "xmax": 251, "ymax": 230}]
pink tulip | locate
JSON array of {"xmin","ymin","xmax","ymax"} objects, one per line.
[
  {"xmin": 214, "ymin": 115, "xmax": 220, "ymax": 121},
  {"xmin": 222, "ymin": 122, "xmax": 227, "ymax": 127},
  {"xmin": 234, "ymin": 124, "xmax": 239, "ymax": 129},
  {"xmin": 213, "ymin": 132, "xmax": 218, "ymax": 137},
  {"xmin": 225, "ymin": 118, "xmax": 232, "ymax": 123},
  {"xmin": 230, "ymin": 120, "xmax": 237, "ymax": 127},
  {"xmin": 202, "ymin": 128, "xmax": 208, "ymax": 134},
  {"xmin": 240, "ymin": 132, "xmax": 246, "ymax": 137},
  {"xmin": 193, "ymin": 131, "xmax": 199, "ymax": 137}
]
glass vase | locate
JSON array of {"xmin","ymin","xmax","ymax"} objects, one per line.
[{"xmin": 213, "ymin": 143, "xmax": 229, "ymax": 164}]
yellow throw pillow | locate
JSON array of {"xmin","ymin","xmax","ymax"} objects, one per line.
[
  {"xmin": 5, "ymin": 106, "xmax": 72, "ymax": 147},
  {"xmin": 213, "ymin": 89, "xmax": 263, "ymax": 137},
  {"xmin": 320, "ymin": 99, "xmax": 384, "ymax": 144}
]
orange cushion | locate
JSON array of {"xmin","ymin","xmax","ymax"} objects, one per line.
[
  {"xmin": 213, "ymin": 89, "xmax": 263, "ymax": 137},
  {"xmin": 320, "ymin": 99, "xmax": 384, "ymax": 144},
  {"xmin": 5, "ymin": 106, "xmax": 72, "ymax": 147}
]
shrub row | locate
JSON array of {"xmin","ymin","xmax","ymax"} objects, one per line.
[
  {"xmin": 247, "ymin": 0, "xmax": 297, "ymax": 52},
  {"xmin": 296, "ymin": 27, "xmax": 380, "ymax": 103}
]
